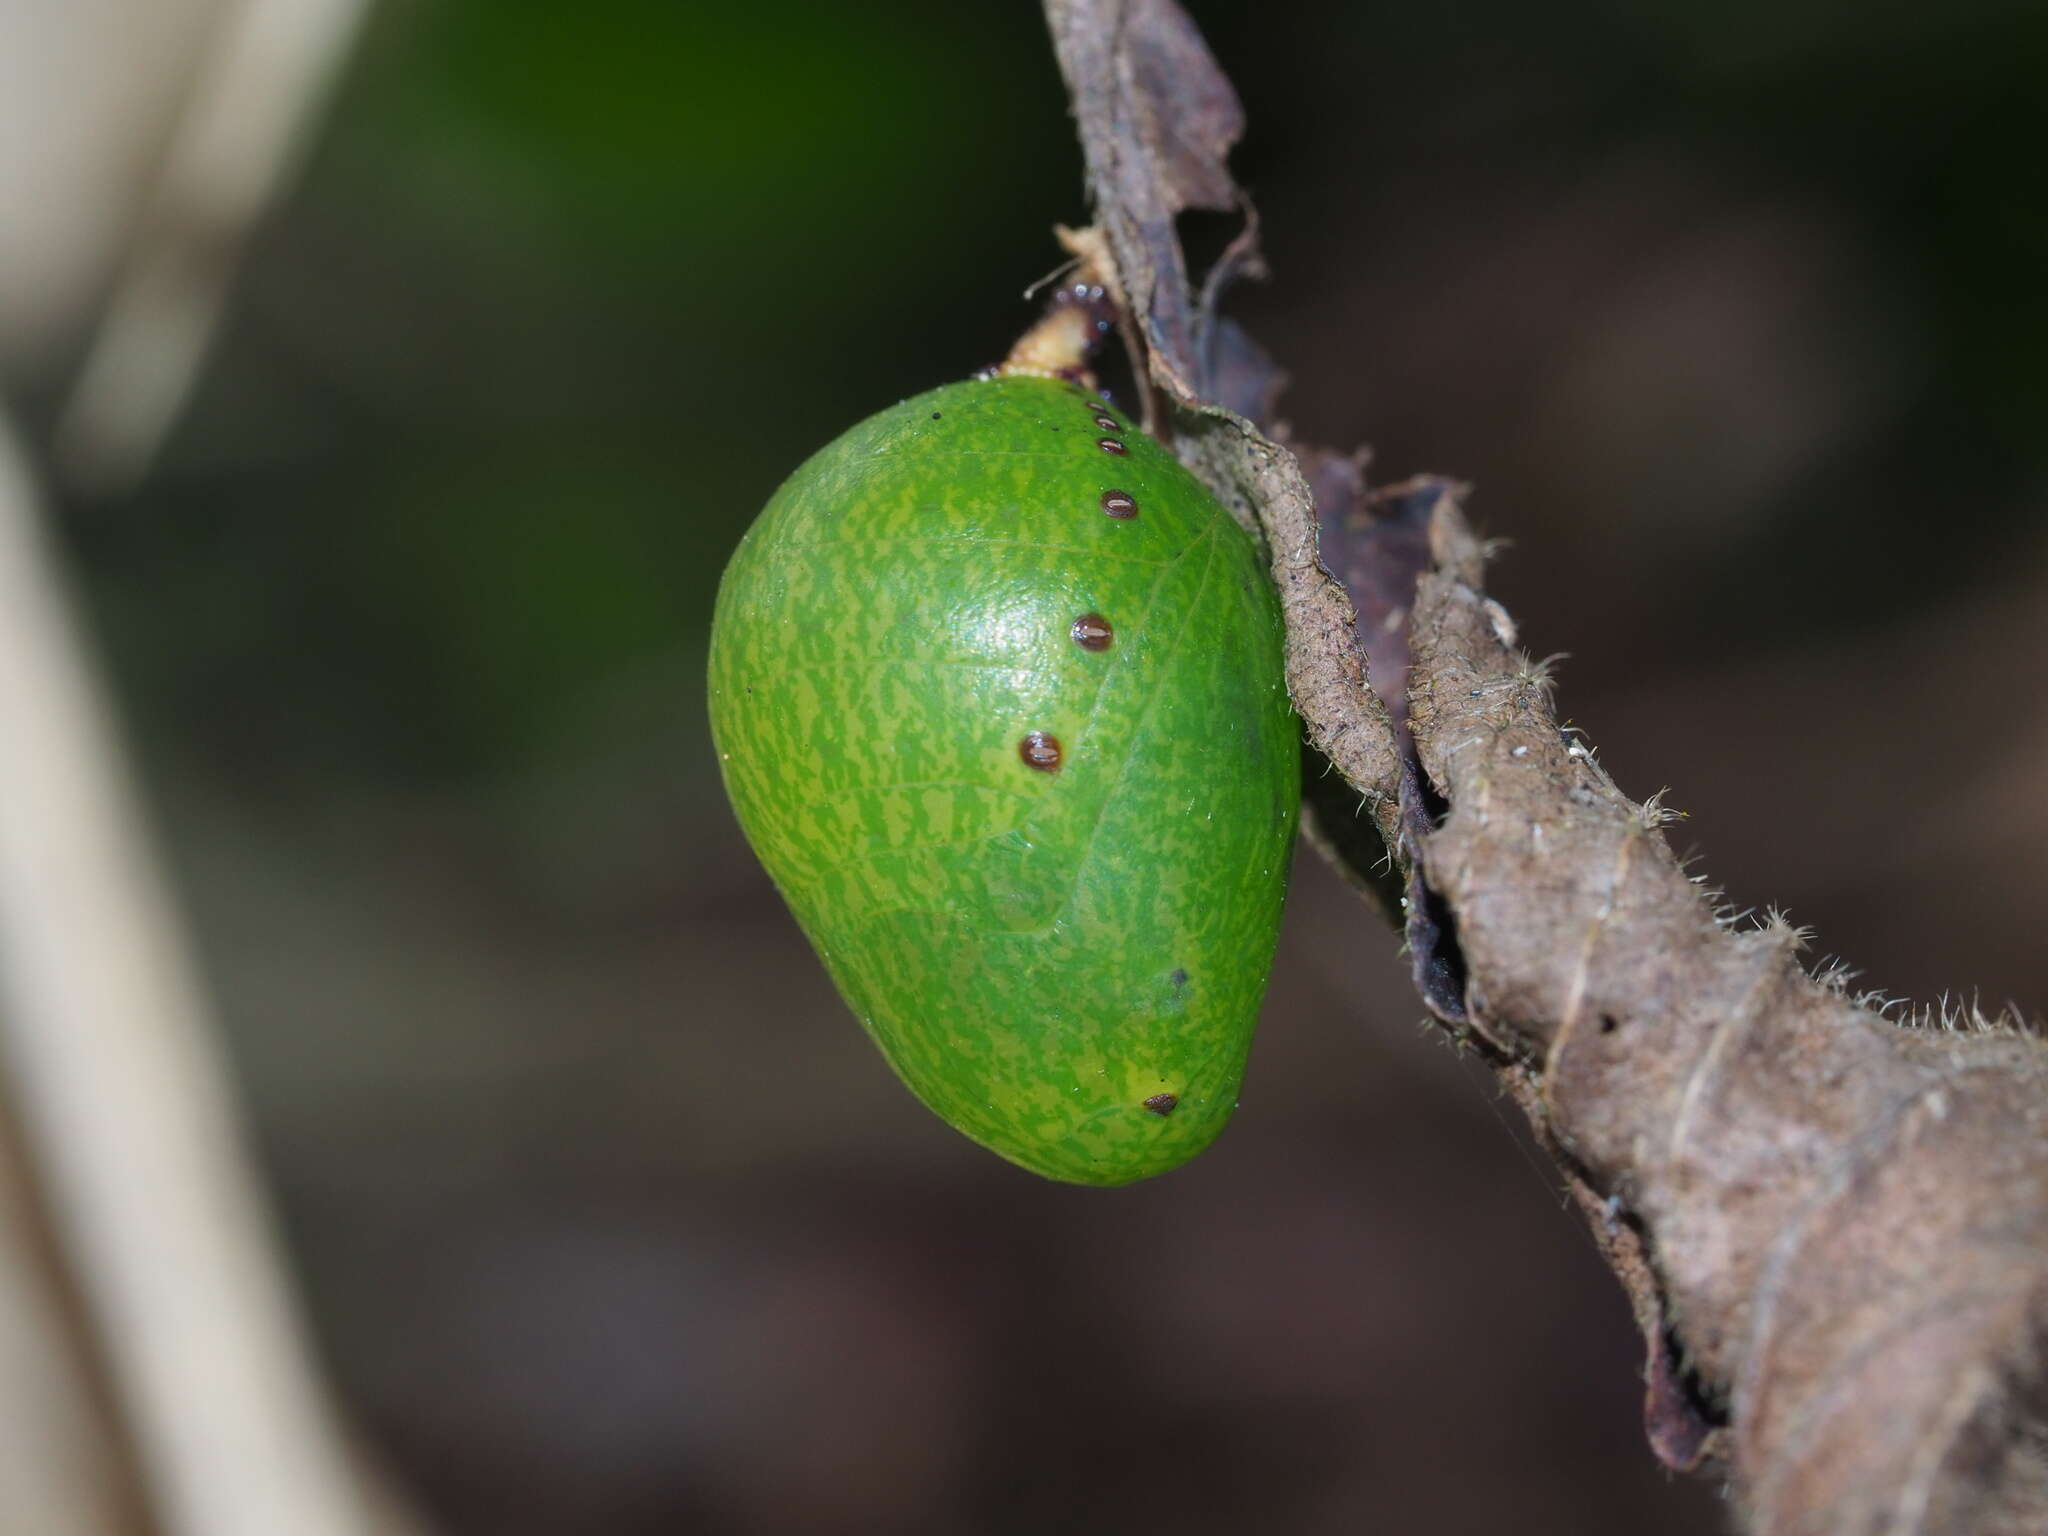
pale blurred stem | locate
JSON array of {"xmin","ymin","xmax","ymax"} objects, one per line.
[
  {"xmin": 0, "ymin": 414, "xmax": 387, "ymax": 1536},
  {"xmin": 55, "ymin": 0, "xmax": 371, "ymax": 496},
  {"xmin": 0, "ymin": 1095, "xmax": 149, "ymax": 1535}
]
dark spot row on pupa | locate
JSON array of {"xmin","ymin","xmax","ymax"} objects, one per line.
[
  {"xmin": 1083, "ymin": 397, "xmax": 1125, "ymax": 437},
  {"xmin": 1143, "ymin": 1093, "xmax": 1178, "ymax": 1116},
  {"xmin": 1084, "ymin": 386, "xmax": 1131, "ymax": 519},
  {"xmin": 1017, "ymin": 612, "xmax": 1116, "ymax": 768},
  {"xmin": 1007, "ymin": 394, "xmax": 1137, "ymax": 774}
]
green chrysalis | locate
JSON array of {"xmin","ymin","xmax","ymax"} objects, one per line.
[{"xmin": 708, "ymin": 372, "xmax": 1298, "ymax": 1184}]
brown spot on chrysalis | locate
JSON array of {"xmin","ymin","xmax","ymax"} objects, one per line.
[
  {"xmin": 1070, "ymin": 613, "xmax": 1113, "ymax": 651},
  {"xmin": 1100, "ymin": 490, "xmax": 1138, "ymax": 519},
  {"xmin": 1018, "ymin": 731, "xmax": 1063, "ymax": 772},
  {"xmin": 1143, "ymin": 1093, "xmax": 1179, "ymax": 1116},
  {"xmin": 1169, "ymin": 968, "xmax": 1188, "ymax": 991},
  {"xmin": 1096, "ymin": 437, "xmax": 1128, "ymax": 456},
  {"xmin": 1093, "ymin": 414, "xmax": 1122, "ymax": 432}
]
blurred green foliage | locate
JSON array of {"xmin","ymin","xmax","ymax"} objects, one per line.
[{"xmin": 97, "ymin": 0, "xmax": 1082, "ymax": 790}]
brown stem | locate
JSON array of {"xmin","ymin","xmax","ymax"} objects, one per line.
[{"xmin": 1040, "ymin": 3, "xmax": 2048, "ymax": 1533}]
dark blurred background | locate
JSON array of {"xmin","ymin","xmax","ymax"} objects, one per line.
[{"xmin": 11, "ymin": 0, "xmax": 2048, "ymax": 1531}]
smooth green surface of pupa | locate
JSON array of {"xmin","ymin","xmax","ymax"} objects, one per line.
[{"xmin": 708, "ymin": 374, "xmax": 1299, "ymax": 1184}]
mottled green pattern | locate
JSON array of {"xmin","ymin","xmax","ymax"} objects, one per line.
[{"xmin": 708, "ymin": 375, "xmax": 1298, "ymax": 1184}]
